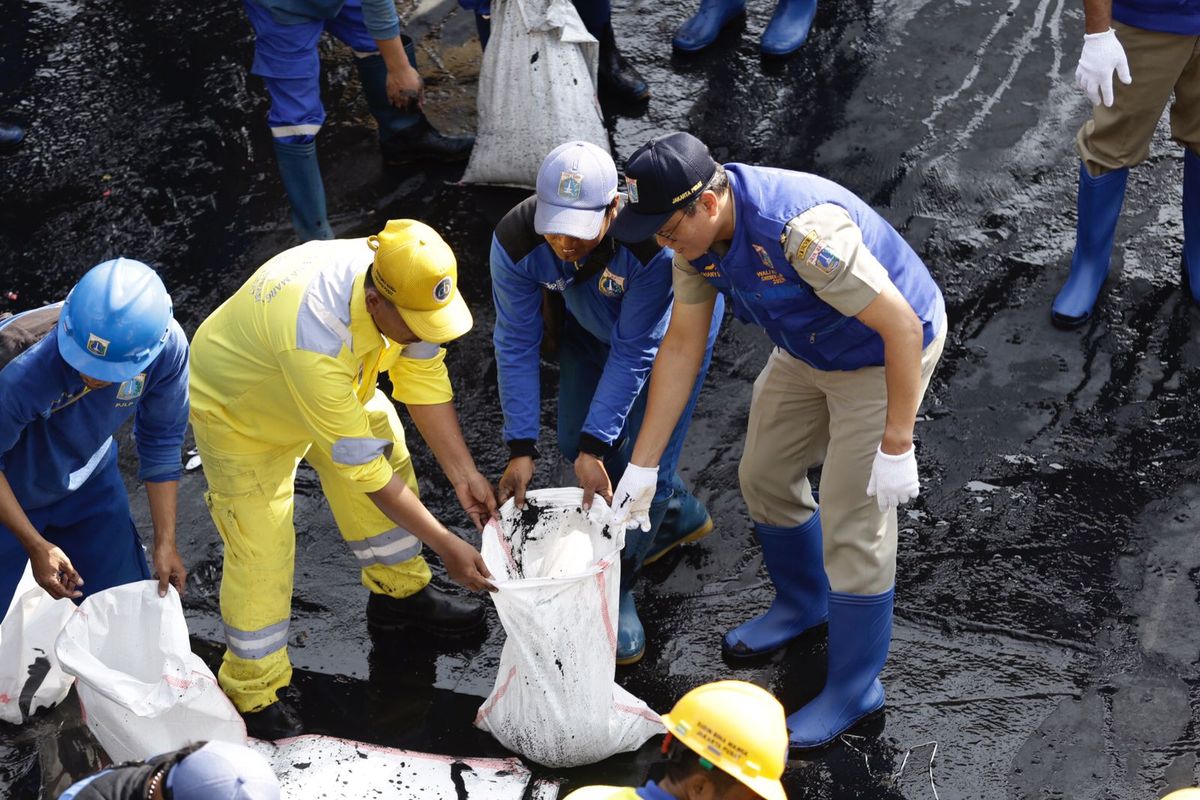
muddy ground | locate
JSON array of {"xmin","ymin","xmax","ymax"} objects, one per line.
[{"xmin": 1, "ymin": 0, "xmax": 1199, "ymax": 797}]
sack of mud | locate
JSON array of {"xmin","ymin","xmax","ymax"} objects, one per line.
[
  {"xmin": 0, "ymin": 562, "xmax": 76, "ymax": 724},
  {"xmin": 55, "ymin": 580, "xmax": 246, "ymax": 762},
  {"xmin": 474, "ymin": 488, "xmax": 664, "ymax": 767},
  {"xmin": 461, "ymin": 0, "xmax": 609, "ymax": 188}
]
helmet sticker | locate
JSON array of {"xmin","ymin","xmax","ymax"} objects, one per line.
[
  {"xmin": 433, "ymin": 277, "xmax": 453, "ymax": 303},
  {"xmin": 86, "ymin": 333, "xmax": 110, "ymax": 358}
]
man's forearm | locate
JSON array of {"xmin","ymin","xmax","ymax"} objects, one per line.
[
  {"xmin": 1083, "ymin": 0, "xmax": 1113, "ymax": 33},
  {"xmin": 145, "ymin": 480, "xmax": 179, "ymax": 551},
  {"xmin": 376, "ymin": 35, "xmax": 414, "ymax": 73},
  {"xmin": 630, "ymin": 332, "xmax": 705, "ymax": 467},
  {"xmin": 0, "ymin": 470, "xmax": 44, "ymax": 552},
  {"xmin": 368, "ymin": 473, "xmax": 457, "ymax": 549},
  {"xmin": 406, "ymin": 401, "xmax": 478, "ymax": 485}
]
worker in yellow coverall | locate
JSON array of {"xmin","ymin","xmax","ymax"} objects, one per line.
[{"xmin": 189, "ymin": 219, "xmax": 497, "ymax": 739}]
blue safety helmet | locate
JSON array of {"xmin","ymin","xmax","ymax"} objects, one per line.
[{"xmin": 57, "ymin": 258, "xmax": 173, "ymax": 383}]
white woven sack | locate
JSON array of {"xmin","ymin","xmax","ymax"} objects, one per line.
[
  {"xmin": 55, "ymin": 580, "xmax": 246, "ymax": 762},
  {"xmin": 462, "ymin": 0, "xmax": 609, "ymax": 188},
  {"xmin": 475, "ymin": 488, "xmax": 664, "ymax": 767},
  {"xmin": 0, "ymin": 562, "xmax": 75, "ymax": 724}
]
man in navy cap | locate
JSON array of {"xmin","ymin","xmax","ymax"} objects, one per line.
[
  {"xmin": 59, "ymin": 740, "xmax": 280, "ymax": 800},
  {"xmin": 607, "ymin": 132, "xmax": 945, "ymax": 747},
  {"xmin": 489, "ymin": 140, "xmax": 723, "ymax": 664}
]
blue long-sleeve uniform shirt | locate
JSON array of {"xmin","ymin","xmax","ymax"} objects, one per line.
[
  {"xmin": 490, "ymin": 196, "xmax": 678, "ymax": 448},
  {"xmin": 0, "ymin": 312, "xmax": 190, "ymax": 511},
  {"xmin": 248, "ymin": 0, "xmax": 401, "ymax": 41}
]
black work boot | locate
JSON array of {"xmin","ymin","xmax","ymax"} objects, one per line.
[
  {"xmin": 380, "ymin": 117, "xmax": 474, "ymax": 166},
  {"xmin": 0, "ymin": 121, "xmax": 25, "ymax": 153},
  {"xmin": 242, "ymin": 693, "xmax": 304, "ymax": 741},
  {"xmin": 597, "ymin": 23, "xmax": 650, "ymax": 105},
  {"xmin": 367, "ymin": 584, "xmax": 486, "ymax": 636}
]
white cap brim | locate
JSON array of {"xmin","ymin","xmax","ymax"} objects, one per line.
[{"xmin": 534, "ymin": 200, "xmax": 607, "ymax": 240}]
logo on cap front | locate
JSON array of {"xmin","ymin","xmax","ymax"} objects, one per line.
[
  {"xmin": 558, "ymin": 171, "xmax": 583, "ymax": 201},
  {"xmin": 86, "ymin": 333, "xmax": 110, "ymax": 358},
  {"xmin": 627, "ymin": 178, "xmax": 639, "ymax": 204},
  {"xmin": 433, "ymin": 276, "xmax": 453, "ymax": 304}
]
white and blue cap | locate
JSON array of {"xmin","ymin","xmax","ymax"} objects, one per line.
[
  {"xmin": 167, "ymin": 741, "xmax": 280, "ymax": 800},
  {"xmin": 534, "ymin": 141, "xmax": 618, "ymax": 240}
]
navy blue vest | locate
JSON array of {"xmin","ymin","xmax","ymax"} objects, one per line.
[{"xmin": 687, "ymin": 164, "xmax": 944, "ymax": 371}]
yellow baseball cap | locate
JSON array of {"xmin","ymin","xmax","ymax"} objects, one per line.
[{"xmin": 367, "ymin": 219, "xmax": 473, "ymax": 344}]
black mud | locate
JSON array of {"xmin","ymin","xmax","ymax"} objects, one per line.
[{"xmin": 2, "ymin": 0, "xmax": 1199, "ymax": 797}]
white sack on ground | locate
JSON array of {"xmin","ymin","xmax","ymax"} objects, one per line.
[
  {"xmin": 250, "ymin": 734, "xmax": 559, "ymax": 799},
  {"xmin": 475, "ymin": 488, "xmax": 664, "ymax": 767},
  {"xmin": 0, "ymin": 562, "xmax": 75, "ymax": 724},
  {"xmin": 462, "ymin": 0, "xmax": 609, "ymax": 188},
  {"xmin": 55, "ymin": 580, "xmax": 245, "ymax": 762}
]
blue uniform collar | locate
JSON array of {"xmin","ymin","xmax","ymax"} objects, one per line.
[{"xmin": 636, "ymin": 780, "xmax": 679, "ymax": 800}]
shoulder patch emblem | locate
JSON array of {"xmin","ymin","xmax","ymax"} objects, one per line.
[
  {"xmin": 812, "ymin": 244, "xmax": 843, "ymax": 275},
  {"xmin": 598, "ymin": 268, "xmax": 626, "ymax": 298}
]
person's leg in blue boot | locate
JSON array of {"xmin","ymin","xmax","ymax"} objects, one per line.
[
  {"xmin": 615, "ymin": 498, "xmax": 668, "ymax": 665},
  {"xmin": 242, "ymin": 0, "xmax": 333, "ymax": 241},
  {"xmin": 786, "ymin": 588, "xmax": 892, "ymax": 748},
  {"xmin": 574, "ymin": 0, "xmax": 649, "ymax": 104},
  {"xmin": 272, "ymin": 140, "xmax": 335, "ymax": 242},
  {"xmin": 1050, "ymin": 162, "xmax": 1128, "ymax": 328},
  {"xmin": 672, "ymin": 0, "xmax": 746, "ymax": 53},
  {"xmin": 327, "ymin": 7, "xmax": 475, "ymax": 165},
  {"xmin": 722, "ymin": 515, "xmax": 828, "ymax": 659},
  {"xmin": 760, "ymin": 0, "xmax": 817, "ymax": 56},
  {"xmin": 1183, "ymin": 149, "xmax": 1200, "ymax": 303}
]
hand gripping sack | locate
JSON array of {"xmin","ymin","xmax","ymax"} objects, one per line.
[
  {"xmin": 474, "ymin": 488, "xmax": 664, "ymax": 767},
  {"xmin": 0, "ymin": 562, "xmax": 76, "ymax": 724},
  {"xmin": 461, "ymin": 0, "xmax": 609, "ymax": 188},
  {"xmin": 55, "ymin": 581, "xmax": 246, "ymax": 762}
]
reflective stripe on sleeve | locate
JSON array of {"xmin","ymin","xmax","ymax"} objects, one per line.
[{"xmin": 331, "ymin": 436, "xmax": 393, "ymax": 465}]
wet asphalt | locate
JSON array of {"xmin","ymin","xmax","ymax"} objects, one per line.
[{"xmin": 2, "ymin": 0, "xmax": 1200, "ymax": 797}]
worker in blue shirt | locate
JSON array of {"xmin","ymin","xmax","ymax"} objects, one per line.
[
  {"xmin": 1049, "ymin": 0, "xmax": 1199, "ymax": 327},
  {"xmin": 490, "ymin": 141, "xmax": 723, "ymax": 664},
  {"xmin": 242, "ymin": 0, "xmax": 474, "ymax": 242},
  {"xmin": 608, "ymin": 132, "xmax": 946, "ymax": 747},
  {"xmin": 0, "ymin": 259, "xmax": 190, "ymax": 608}
]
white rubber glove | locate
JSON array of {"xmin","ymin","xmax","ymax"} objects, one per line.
[
  {"xmin": 1075, "ymin": 29, "xmax": 1132, "ymax": 107},
  {"xmin": 866, "ymin": 446, "xmax": 919, "ymax": 512},
  {"xmin": 609, "ymin": 464, "xmax": 659, "ymax": 532}
]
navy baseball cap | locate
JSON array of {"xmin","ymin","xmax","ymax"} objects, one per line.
[
  {"xmin": 611, "ymin": 131, "xmax": 718, "ymax": 243},
  {"xmin": 534, "ymin": 141, "xmax": 618, "ymax": 240}
]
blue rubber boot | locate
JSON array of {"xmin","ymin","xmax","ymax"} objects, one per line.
[
  {"xmin": 272, "ymin": 139, "xmax": 334, "ymax": 242},
  {"xmin": 787, "ymin": 588, "xmax": 893, "ymax": 748},
  {"xmin": 1183, "ymin": 149, "xmax": 1200, "ymax": 304},
  {"xmin": 760, "ymin": 0, "xmax": 817, "ymax": 56},
  {"xmin": 616, "ymin": 499, "xmax": 669, "ymax": 665},
  {"xmin": 672, "ymin": 0, "xmax": 746, "ymax": 53},
  {"xmin": 643, "ymin": 487, "xmax": 713, "ymax": 566},
  {"xmin": 0, "ymin": 121, "xmax": 24, "ymax": 152},
  {"xmin": 722, "ymin": 514, "xmax": 828, "ymax": 661},
  {"xmin": 1051, "ymin": 162, "xmax": 1129, "ymax": 328}
]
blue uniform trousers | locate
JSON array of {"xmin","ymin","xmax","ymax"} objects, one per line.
[
  {"xmin": 555, "ymin": 317, "xmax": 711, "ymax": 573},
  {"xmin": 0, "ymin": 454, "xmax": 149, "ymax": 610}
]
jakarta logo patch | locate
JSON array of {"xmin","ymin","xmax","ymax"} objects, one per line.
[
  {"xmin": 598, "ymin": 269, "xmax": 626, "ymax": 298},
  {"xmin": 116, "ymin": 373, "xmax": 146, "ymax": 401},
  {"xmin": 558, "ymin": 171, "xmax": 583, "ymax": 201},
  {"xmin": 86, "ymin": 333, "xmax": 110, "ymax": 357}
]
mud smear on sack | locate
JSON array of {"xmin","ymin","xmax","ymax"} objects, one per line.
[{"xmin": 3, "ymin": 0, "xmax": 1200, "ymax": 795}]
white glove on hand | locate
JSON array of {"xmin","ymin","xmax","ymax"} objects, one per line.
[
  {"xmin": 866, "ymin": 446, "xmax": 919, "ymax": 512},
  {"xmin": 609, "ymin": 464, "xmax": 659, "ymax": 532},
  {"xmin": 1075, "ymin": 29, "xmax": 1132, "ymax": 107}
]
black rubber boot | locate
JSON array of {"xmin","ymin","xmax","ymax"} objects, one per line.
[
  {"xmin": 242, "ymin": 694, "xmax": 304, "ymax": 741},
  {"xmin": 597, "ymin": 23, "xmax": 650, "ymax": 105},
  {"xmin": 367, "ymin": 584, "xmax": 486, "ymax": 636},
  {"xmin": 380, "ymin": 117, "xmax": 474, "ymax": 165}
]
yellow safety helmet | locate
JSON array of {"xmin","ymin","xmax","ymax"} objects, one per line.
[
  {"xmin": 1163, "ymin": 791, "xmax": 1200, "ymax": 800},
  {"xmin": 660, "ymin": 681, "xmax": 788, "ymax": 800}
]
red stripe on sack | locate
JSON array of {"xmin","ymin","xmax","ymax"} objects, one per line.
[
  {"xmin": 163, "ymin": 674, "xmax": 192, "ymax": 690},
  {"xmin": 493, "ymin": 520, "xmax": 519, "ymax": 574},
  {"xmin": 615, "ymin": 702, "xmax": 662, "ymax": 724},
  {"xmin": 474, "ymin": 665, "xmax": 518, "ymax": 725},
  {"xmin": 595, "ymin": 571, "xmax": 617, "ymax": 652}
]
